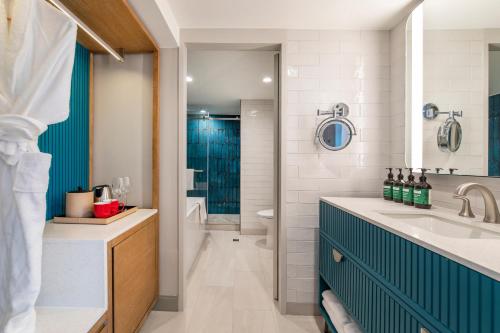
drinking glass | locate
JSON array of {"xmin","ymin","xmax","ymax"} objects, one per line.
[
  {"xmin": 111, "ymin": 177, "xmax": 124, "ymax": 201},
  {"xmin": 122, "ymin": 176, "xmax": 131, "ymax": 206}
]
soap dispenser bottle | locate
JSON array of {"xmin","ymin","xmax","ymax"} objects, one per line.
[
  {"xmin": 414, "ymin": 168, "xmax": 432, "ymax": 209},
  {"xmin": 383, "ymin": 168, "xmax": 394, "ymax": 201},
  {"xmin": 403, "ymin": 168, "xmax": 416, "ymax": 206},
  {"xmin": 393, "ymin": 168, "xmax": 404, "ymax": 203}
]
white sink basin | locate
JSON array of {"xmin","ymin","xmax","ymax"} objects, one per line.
[{"xmin": 377, "ymin": 212, "xmax": 500, "ymax": 239}]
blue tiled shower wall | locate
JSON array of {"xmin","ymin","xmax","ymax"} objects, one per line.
[
  {"xmin": 187, "ymin": 118, "xmax": 240, "ymax": 214},
  {"xmin": 489, "ymin": 94, "xmax": 500, "ymax": 176},
  {"xmin": 39, "ymin": 43, "xmax": 90, "ymax": 220}
]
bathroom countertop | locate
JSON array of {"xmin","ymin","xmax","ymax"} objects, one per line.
[
  {"xmin": 35, "ymin": 307, "xmax": 105, "ymax": 333},
  {"xmin": 44, "ymin": 209, "xmax": 158, "ymax": 241},
  {"xmin": 321, "ymin": 197, "xmax": 500, "ymax": 282}
]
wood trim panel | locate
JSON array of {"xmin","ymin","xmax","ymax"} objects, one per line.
[
  {"xmin": 58, "ymin": 0, "xmax": 156, "ymax": 53},
  {"xmin": 106, "ymin": 244, "xmax": 114, "ymax": 333},
  {"xmin": 88, "ymin": 52, "xmax": 94, "ymax": 189},
  {"xmin": 113, "ymin": 218, "xmax": 157, "ymax": 333},
  {"xmin": 152, "ymin": 51, "xmax": 160, "ymax": 210},
  {"xmin": 104, "ymin": 214, "xmax": 158, "ymax": 333},
  {"xmin": 123, "ymin": 0, "xmax": 159, "ymax": 51},
  {"xmin": 88, "ymin": 313, "xmax": 108, "ymax": 333}
]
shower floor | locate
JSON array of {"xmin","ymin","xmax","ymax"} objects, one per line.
[{"xmin": 208, "ymin": 214, "xmax": 240, "ymax": 225}]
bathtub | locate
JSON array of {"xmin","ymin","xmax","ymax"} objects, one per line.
[{"xmin": 184, "ymin": 197, "xmax": 208, "ymax": 277}]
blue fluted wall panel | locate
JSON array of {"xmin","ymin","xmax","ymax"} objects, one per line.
[
  {"xmin": 39, "ymin": 43, "xmax": 90, "ymax": 220},
  {"xmin": 187, "ymin": 118, "xmax": 240, "ymax": 214}
]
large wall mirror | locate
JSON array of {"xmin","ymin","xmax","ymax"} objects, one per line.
[{"xmin": 408, "ymin": 0, "xmax": 500, "ymax": 177}]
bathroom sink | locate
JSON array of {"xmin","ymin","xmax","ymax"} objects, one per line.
[{"xmin": 377, "ymin": 212, "xmax": 500, "ymax": 239}]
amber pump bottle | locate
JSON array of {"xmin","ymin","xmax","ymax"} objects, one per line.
[
  {"xmin": 414, "ymin": 168, "xmax": 432, "ymax": 209},
  {"xmin": 393, "ymin": 168, "xmax": 404, "ymax": 203},
  {"xmin": 403, "ymin": 168, "xmax": 416, "ymax": 206},
  {"xmin": 383, "ymin": 168, "xmax": 394, "ymax": 201}
]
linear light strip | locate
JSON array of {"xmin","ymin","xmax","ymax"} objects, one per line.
[
  {"xmin": 47, "ymin": 0, "xmax": 124, "ymax": 62},
  {"xmin": 411, "ymin": 4, "xmax": 423, "ymax": 169}
]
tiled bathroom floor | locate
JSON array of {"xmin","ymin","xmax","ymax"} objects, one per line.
[{"xmin": 140, "ymin": 231, "xmax": 323, "ymax": 333}]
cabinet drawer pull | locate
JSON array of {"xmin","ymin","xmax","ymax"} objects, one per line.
[{"xmin": 332, "ymin": 249, "xmax": 343, "ymax": 263}]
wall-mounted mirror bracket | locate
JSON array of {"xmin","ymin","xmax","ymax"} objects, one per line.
[
  {"xmin": 317, "ymin": 103, "xmax": 350, "ymax": 118},
  {"xmin": 423, "ymin": 103, "xmax": 463, "ymax": 120}
]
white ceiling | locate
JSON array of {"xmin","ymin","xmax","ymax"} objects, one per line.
[
  {"xmin": 168, "ymin": 0, "xmax": 416, "ymax": 30},
  {"xmin": 187, "ymin": 51, "xmax": 275, "ymax": 115},
  {"xmin": 424, "ymin": 0, "xmax": 500, "ymax": 30},
  {"xmin": 128, "ymin": 0, "xmax": 179, "ymax": 47}
]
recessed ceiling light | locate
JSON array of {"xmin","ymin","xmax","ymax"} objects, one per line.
[
  {"xmin": 186, "ymin": 76, "xmax": 193, "ymax": 83},
  {"xmin": 262, "ymin": 77, "xmax": 273, "ymax": 84},
  {"xmin": 200, "ymin": 109, "xmax": 207, "ymax": 114}
]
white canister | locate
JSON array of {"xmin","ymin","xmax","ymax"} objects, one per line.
[{"xmin": 65, "ymin": 188, "xmax": 94, "ymax": 217}]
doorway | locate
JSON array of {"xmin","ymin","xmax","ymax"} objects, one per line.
[{"xmin": 180, "ymin": 44, "xmax": 282, "ymax": 311}]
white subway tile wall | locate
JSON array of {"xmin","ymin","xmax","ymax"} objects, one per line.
[
  {"xmin": 427, "ymin": 174, "xmax": 500, "ymax": 216},
  {"xmin": 423, "ymin": 30, "xmax": 487, "ymax": 175},
  {"xmin": 285, "ymin": 30, "xmax": 390, "ymax": 304},
  {"xmin": 241, "ymin": 100, "xmax": 275, "ymax": 234}
]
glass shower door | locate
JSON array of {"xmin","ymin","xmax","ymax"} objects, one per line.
[{"xmin": 187, "ymin": 116, "xmax": 209, "ymax": 205}]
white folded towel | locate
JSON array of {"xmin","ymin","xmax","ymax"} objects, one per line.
[
  {"xmin": 186, "ymin": 169, "xmax": 195, "ymax": 191},
  {"xmin": 344, "ymin": 322, "xmax": 363, "ymax": 333},
  {"xmin": 198, "ymin": 198, "xmax": 208, "ymax": 224},
  {"xmin": 322, "ymin": 290, "xmax": 340, "ymax": 304},
  {"xmin": 322, "ymin": 300, "xmax": 346, "ymax": 333},
  {"xmin": 322, "ymin": 290, "xmax": 361, "ymax": 333},
  {"xmin": 322, "ymin": 290, "xmax": 350, "ymax": 320}
]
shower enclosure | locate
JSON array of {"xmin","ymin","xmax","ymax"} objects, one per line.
[{"xmin": 187, "ymin": 114, "xmax": 240, "ymax": 225}]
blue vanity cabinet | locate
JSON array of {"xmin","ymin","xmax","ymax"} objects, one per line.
[{"xmin": 319, "ymin": 201, "xmax": 500, "ymax": 333}]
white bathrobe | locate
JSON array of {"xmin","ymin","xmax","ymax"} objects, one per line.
[{"xmin": 0, "ymin": 0, "xmax": 76, "ymax": 332}]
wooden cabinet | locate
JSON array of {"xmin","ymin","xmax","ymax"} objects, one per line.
[
  {"xmin": 105, "ymin": 214, "xmax": 158, "ymax": 333},
  {"xmin": 89, "ymin": 313, "xmax": 109, "ymax": 333}
]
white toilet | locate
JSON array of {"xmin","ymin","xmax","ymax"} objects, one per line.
[{"xmin": 257, "ymin": 209, "xmax": 274, "ymax": 248}]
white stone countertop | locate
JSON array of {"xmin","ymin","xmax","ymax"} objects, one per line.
[
  {"xmin": 44, "ymin": 209, "xmax": 158, "ymax": 241},
  {"xmin": 36, "ymin": 209, "xmax": 157, "ymax": 333},
  {"xmin": 35, "ymin": 307, "xmax": 105, "ymax": 333},
  {"xmin": 321, "ymin": 197, "xmax": 500, "ymax": 282}
]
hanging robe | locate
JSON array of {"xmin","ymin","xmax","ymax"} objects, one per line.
[{"xmin": 0, "ymin": 0, "xmax": 76, "ymax": 332}]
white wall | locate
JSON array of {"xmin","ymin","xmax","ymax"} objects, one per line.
[
  {"xmin": 159, "ymin": 48, "xmax": 181, "ymax": 299},
  {"xmin": 285, "ymin": 30, "xmax": 390, "ymax": 306},
  {"xmin": 423, "ymin": 29, "xmax": 486, "ymax": 175},
  {"xmin": 240, "ymin": 99, "xmax": 274, "ymax": 234},
  {"xmin": 178, "ymin": 28, "xmax": 392, "ymax": 313},
  {"xmin": 93, "ymin": 54, "xmax": 152, "ymax": 207},
  {"xmin": 428, "ymin": 174, "xmax": 500, "ymax": 215}
]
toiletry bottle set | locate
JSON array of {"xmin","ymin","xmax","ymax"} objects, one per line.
[{"xmin": 384, "ymin": 168, "xmax": 432, "ymax": 209}]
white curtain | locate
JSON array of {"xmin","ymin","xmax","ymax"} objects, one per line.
[{"xmin": 0, "ymin": 0, "xmax": 76, "ymax": 332}]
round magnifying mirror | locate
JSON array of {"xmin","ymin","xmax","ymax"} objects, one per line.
[
  {"xmin": 437, "ymin": 119, "xmax": 462, "ymax": 152},
  {"xmin": 318, "ymin": 119, "xmax": 353, "ymax": 151}
]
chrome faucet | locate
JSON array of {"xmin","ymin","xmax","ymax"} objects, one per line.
[{"xmin": 453, "ymin": 183, "xmax": 500, "ymax": 223}]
